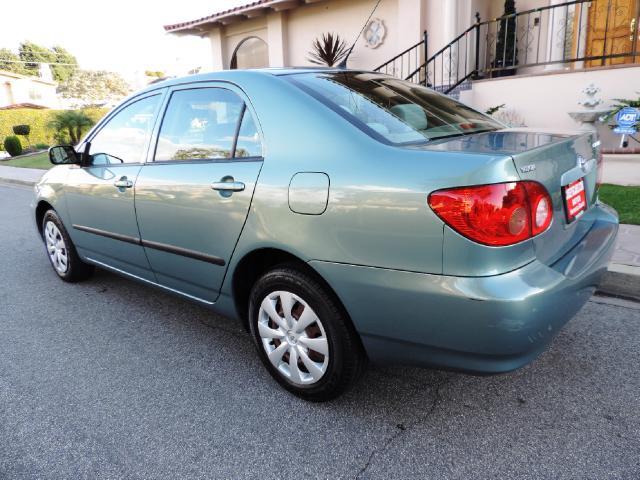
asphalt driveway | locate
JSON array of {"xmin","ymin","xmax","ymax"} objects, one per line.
[{"xmin": 1, "ymin": 183, "xmax": 639, "ymax": 479}]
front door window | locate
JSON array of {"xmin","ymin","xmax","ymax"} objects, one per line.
[{"xmin": 90, "ymin": 94, "xmax": 161, "ymax": 164}]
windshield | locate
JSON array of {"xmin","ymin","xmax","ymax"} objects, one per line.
[{"xmin": 286, "ymin": 71, "xmax": 502, "ymax": 145}]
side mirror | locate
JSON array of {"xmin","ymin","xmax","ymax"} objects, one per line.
[{"xmin": 49, "ymin": 145, "xmax": 80, "ymax": 165}]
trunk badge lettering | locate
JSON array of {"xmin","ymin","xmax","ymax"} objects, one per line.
[
  {"xmin": 577, "ymin": 155, "xmax": 588, "ymax": 173},
  {"xmin": 520, "ymin": 164, "xmax": 536, "ymax": 173}
]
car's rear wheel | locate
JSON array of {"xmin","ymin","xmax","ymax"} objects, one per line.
[
  {"xmin": 249, "ymin": 266, "xmax": 365, "ymax": 401},
  {"xmin": 42, "ymin": 210, "xmax": 94, "ymax": 282}
]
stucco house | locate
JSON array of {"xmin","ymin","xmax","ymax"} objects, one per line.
[
  {"xmin": 0, "ymin": 66, "xmax": 59, "ymax": 109},
  {"xmin": 165, "ymin": 0, "xmax": 640, "ymax": 149}
]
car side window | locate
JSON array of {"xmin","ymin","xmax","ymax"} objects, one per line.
[
  {"xmin": 234, "ymin": 109, "xmax": 262, "ymax": 158},
  {"xmin": 89, "ymin": 94, "xmax": 161, "ymax": 165},
  {"xmin": 154, "ymin": 88, "xmax": 247, "ymax": 161}
]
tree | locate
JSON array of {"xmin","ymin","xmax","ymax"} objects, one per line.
[
  {"xmin": 58, "ymin": 70, "xmax": 131, "ymax": 105},
  {"xmin": 1, "ymin": 43, "xmax": 79, "ymax": 82},
  {"xmin": 50, "ymin": 46, "xmax": 78, "ymax": 83},
  {"xmin": 494, "ymin": 0, "xmax": 518, "ymax": 76},
  {"xmin": 307, "ymin": 33, "xmax": 349, "ymax": 67},
  {"xmin": 145, "ymin": 70, "xmax": 165, "ymax": 78},
  {"xmin": 0, "ymin": 48, "xmax": 28, "ymax": 75},
  {"xmin": 18, "ymin": 41, "xmax": 54, "ymax": 77},
  {"xmin": 48, "ymin": 110, "xmax": 95, "ymax": 145}
]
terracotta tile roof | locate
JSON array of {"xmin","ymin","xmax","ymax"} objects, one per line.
[
  {"xmin": 164, "ymin": 0, "xmax": 308, "ymax": 33},
  {"xmin": 0, "ymin": 102, "xmax": 49, "ymax": 110},
  {"xmin": 164, "ymin": 1, "xmax": 271, "ymax": 33}
]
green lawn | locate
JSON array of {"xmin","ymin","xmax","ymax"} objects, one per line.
[
  {"xmin": 1, "ymin": 151, "xmax": 51, "ymax": 170},
  {"xmin": 599, "ymin": 184, "xmax": 640, "ymax": 225}
]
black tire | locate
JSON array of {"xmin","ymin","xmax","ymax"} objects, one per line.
[
  {"xmin": 249, "ymin": 265, "xmax": 366, "ymax": 401},
  {"xmin": 41, "ymin": 209, "xmax": 94, "ymax": 282}
]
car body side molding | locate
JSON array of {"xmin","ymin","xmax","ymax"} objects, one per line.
[{"xmin": 72, "ymin": 224, "xmax": 225, "ymax": 266}]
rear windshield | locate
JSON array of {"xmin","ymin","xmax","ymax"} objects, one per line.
[{"xmin": 286, "ymin": 71, "xmax": 502, "ymax": 145}]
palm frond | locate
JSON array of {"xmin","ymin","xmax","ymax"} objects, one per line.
[{"xmin": 307, "ymin": 33, "xmax": 349, "ymax": 67}]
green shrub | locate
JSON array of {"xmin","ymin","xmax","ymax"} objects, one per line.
[
  {"xmin": 34, "ymin": 142, "xmax": 49, "ymax": 150},
  {"xmin": 12, "ymin": 124, "xmax": 31, "ymax": 136},
  {"xmin": 4, "ymin": 135, "xmax": 23, "ymax": 156},
  {"xmin": 0, "ymin": 107, "xmax": 108, "ymax": 148}
]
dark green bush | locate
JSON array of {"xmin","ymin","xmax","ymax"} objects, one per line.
[
  {"xmin": 4, "ymin": 136, "xmax": 23, "ymax": 156},
  {"xmin": 12, "ymin": 124, "xmax": 31, "ymax": 136}
]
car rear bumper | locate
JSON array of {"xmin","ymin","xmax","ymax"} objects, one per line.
[{"xmin": 309, "ymin": 203, "xmax": 618, "ymax": 374}]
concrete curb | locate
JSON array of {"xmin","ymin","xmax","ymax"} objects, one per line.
[
  {"xmin": 0, "ymin": 178, "xmax": 36, "ymax": 187},
  {"xmin": 597, "ymin": 264, "xmax": 640, "ymax": 302}
]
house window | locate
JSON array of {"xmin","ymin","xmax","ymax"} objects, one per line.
[
  {"xmin": 230, "ymin": 36, "xmax": 269, "ymax": 69},
  {"xmin": 29, "ymin": 88, "xmax": 42, "ymax": 100}
]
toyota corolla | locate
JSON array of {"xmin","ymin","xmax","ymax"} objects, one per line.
[{"xmin": 33, "ymin": 69, "xmax": 618, "ymax": 401}]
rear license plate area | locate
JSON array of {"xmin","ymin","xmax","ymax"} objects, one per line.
[{"xmin": 563, "ymin": 178, "xmax": 587, "ymax": 222}]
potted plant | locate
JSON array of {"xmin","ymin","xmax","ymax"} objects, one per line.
[
  {"xmin": 492, "ymin": 0, "xmax": 518, "ymax": 77},
  {"xmin": 307, "ymin": 33, "xmax": 349, "ymax": 67}
]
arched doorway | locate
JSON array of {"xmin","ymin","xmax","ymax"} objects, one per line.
[{"xmin": 230, "ymin": 36, "xmax": 269, "ymax": 69}]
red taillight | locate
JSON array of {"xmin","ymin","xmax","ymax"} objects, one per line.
[
  {"xmin": 523, "ymin": 181, "xmax": 553, "ymax": 236},
  {"xmin": 428, "ymin": 181, "xmax": 552, "ymax": 246}
]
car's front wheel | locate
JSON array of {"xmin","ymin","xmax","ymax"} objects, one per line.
[
  {"xmin": 249, "ymin": 266, "xmax": 365, "ymax": 401},
  {"xmin": 42, "ymin": 210, "xmax": 94, "ymax": 282}
]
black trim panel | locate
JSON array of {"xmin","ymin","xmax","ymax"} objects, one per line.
[
  {"xmin": 73, "ymin": 224, "xmax": 140, "ymax": 245},
  {"xmin": 72, "ymin": 224, "xmax": 225, "ymax": 266},
  {"xmin": 141, "ymin": 239, "xmax": 225, "ymax": 266}
]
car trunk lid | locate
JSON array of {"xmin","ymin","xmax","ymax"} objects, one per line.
[{"xmin": 422, "ymin": 129, "xmax": 600, "ymax": 265}]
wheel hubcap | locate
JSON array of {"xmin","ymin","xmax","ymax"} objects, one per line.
[
  {"xmin": 44, "ymin": 221, "xmax": 68, "ymax": 274},
  {"xmin": 258, "ymin": 290, "xmax": 329, "ymax": 385}
]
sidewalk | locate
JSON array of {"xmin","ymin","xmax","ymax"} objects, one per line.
[
  {"xmin": 0, "ymin": 165, "xmax": 44, "ymax": 187},
  {"xmin": 599, "ymin": 224, "xmax": 640, "ymax": 301},
  {"xmin": 0, "ymin": 164, "xmax": 638, "ymax": 300}
]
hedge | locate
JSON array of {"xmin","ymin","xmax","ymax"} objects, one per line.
[{"xmin": 0, "ymin": 107, "xmax": 109, "ymax": 148}]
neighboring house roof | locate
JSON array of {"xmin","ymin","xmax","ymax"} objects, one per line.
[
  {"xmin": 0, "ymin": 69, "xmax": 57, "ymax": 86},
  {"xmin": 0, "ymin": 102, "xmax": 49, "ymax": 110},
  {"xmin": 164, "ymin": 0, "xmax": 321, "ymax": 34}
]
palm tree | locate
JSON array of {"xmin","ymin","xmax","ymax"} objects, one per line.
[
  {"xmin": 307, "ymin": 33, "xmax": 349, "ymax": 67},
  {"xmin": 48, "ymin": 110, "xmax": 95, "ymax": 145}
]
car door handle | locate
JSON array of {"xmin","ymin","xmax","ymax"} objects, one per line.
[
  {"xmin": 211, "ymin": 181, "xmax": 245, "ymax": 192},
  {"xmin": 113, "ymin": 177, "xmax": 133, "ymax": 189}
]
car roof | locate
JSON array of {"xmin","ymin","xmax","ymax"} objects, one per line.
[{"xmin": 136, "ymin": 68, "xmax": 371, "ymax": 95}]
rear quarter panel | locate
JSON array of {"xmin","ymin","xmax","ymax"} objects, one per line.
[{"xmin": 221, "ymin": 73, "xmax": 525, "ymax": 301}]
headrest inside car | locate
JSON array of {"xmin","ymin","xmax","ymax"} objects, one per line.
[{"xmin": 390, "ymin": 104, "xmax": 428, "ymax": 131}]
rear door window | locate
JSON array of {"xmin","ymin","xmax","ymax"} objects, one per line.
[
  {"xmin": 154, "ymin": 88, "xmax": 246, "ymax": 161},
  {"xmin": 234, "ymin": 109, "xmax": 262, "ymax": 158}
]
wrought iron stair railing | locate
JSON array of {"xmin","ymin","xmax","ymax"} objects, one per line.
[{"xmin": 374, "ymin": 0, "xmax": 640, "ymax": 94}]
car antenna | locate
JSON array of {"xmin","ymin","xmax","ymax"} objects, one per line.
[{"xmin": 338, "ymin": 0, "xmax": 382, "ymax": 69}]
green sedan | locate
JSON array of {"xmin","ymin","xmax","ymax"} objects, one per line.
[{"xmin": 33, "ymin": 69, "xmax": 618, "ymax": 401}]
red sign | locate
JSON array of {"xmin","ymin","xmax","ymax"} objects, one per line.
[{"xmin": 564, "ymin": 178, "xmax": 587, "ymax": 222}]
